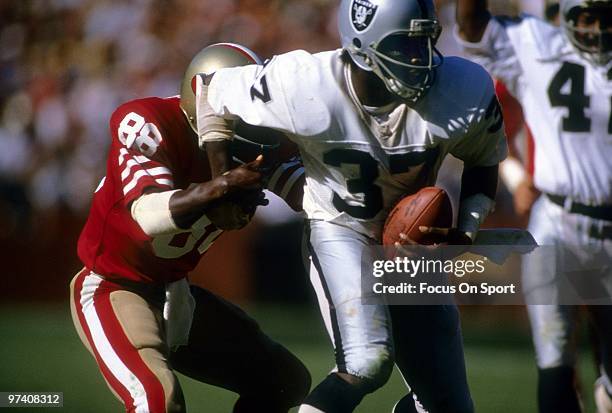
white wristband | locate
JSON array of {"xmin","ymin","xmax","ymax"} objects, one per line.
[
  {"xmin": 500, "ymin": 157, "xmax": 527, "ymax": 193},
  {"xmin": 195, "ymin": 74, "xmax": 235, "ymax": 148},
  {"xmin": 457, "ymin": 193, "xmax": 495, "ymax": 241},
  {"xmin": 131, "ymin": 190, "xmax": 181, "ymax": 236}
]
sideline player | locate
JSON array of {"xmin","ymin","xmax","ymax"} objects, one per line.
[
  {"xmin": 196, "ymin": 1, "xmax": 507, "ymax": 411},
  {"xmin": 69, "ymin": 43, "xmax": 309, "ymax": 413},
  {"xmin": 456, "ymin": 1, "xmax": 612, "ymax": 412},
  {"xmin": 497, "ymin": 2, "xmax": 560, "ymax": 224}
]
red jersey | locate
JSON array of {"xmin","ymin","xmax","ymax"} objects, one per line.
[{"xmin": 78, "ymin": 96, "xmax": 304, "ymax": 284}]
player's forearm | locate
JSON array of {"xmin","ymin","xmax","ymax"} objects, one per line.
[
  {"xmin": 130, "ymin": 178, "xmax": 230, "ymax": 236},
  {"xmin": 197, "ymin": 72, "xmax": 235, "ymax": 178},
  {"xmin": 456, "ymin": 0, "xmax": 491, "ymax": 42},
  {"xmin": 169, "ymin": 177, "xmax": 230, "ymax": 228},
  {"xmin": 205, "ymin": 140, "xmax": 232, "ymax": 178},
  {"xmin": 170, "ymin": 156, "xmax": 265, "ymax": 229},
  {"xmin": 461, "ymin": 164, "xmax": 498, "ymax": 201},
  {"xmin": 458, "ymin": 164, "xmax": 498, "ymax": 240}
]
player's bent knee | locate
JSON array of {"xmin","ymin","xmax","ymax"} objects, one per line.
[
  {"xmin": 270, "ymin": 343, "xmax": 312, "ymax": 406},
  {"xmin": 241, "ymin": 341, "xmax": 311, "ymax": 409},
  {"xmin": 345, "ymin": 346, "xmax": 394, "ymax": 392},
  {"xmin": 127, "ymin": 368, "xmax": 185, "ymax": 413},
  {"xmin": 127, "ymin": 382, "xmax": 185, "ymax": 413}
]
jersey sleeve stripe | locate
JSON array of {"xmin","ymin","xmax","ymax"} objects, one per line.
[
  {"xmin": 121, "ymin": 154, "xmax": 172, "ymax": 181},
  {"xmin": 267, "ymin": 159, "xmax": 301, "ymax": 190},
  {"xmin": 123, "ymin": 169, "xmax": 174, "ymax": 195},
  {"xmin": 279, "ymin": 166, "xmax": 305, "ymax": 199},
  {"xmin": 142, "ymin": 166, "xmax": 172, "ymax": 177},
  {"xmin": 154, "ymin": 178, "xmax": 173, "ymax": 187},
  {"xmin": 120, "ymin": 159, "xmax": 162, "ymax": 181},
  {"xmin": 117, "ymin": 147, "xmax": 174, "ymax": 197},
  {"xmin": 118, "ymin": 148, "xmax": 150, "ymax": 166}
]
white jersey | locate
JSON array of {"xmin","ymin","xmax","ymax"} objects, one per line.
[
  {"xmin": 457, "ymin": 15, "xmax": 612, "ymax": 205},
  {"xmin": 206, "ymin": 49, "xmax": 506, "ymax": 239}
]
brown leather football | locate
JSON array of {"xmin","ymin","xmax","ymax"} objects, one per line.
[{"xmin": 382, "ymin": 187, "xmax": 453, "ymax": 245}]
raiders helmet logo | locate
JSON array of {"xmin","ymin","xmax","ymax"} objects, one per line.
[{"xmin": 351, "ymin": 0, "xmax": 378, "ymax": 32}]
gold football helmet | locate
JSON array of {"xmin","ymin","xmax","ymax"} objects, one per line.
[{"xmin": 179, "ymin": 43, "xmax": 262, "ymax": 133}]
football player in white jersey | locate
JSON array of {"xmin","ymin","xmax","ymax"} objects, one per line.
[
  {"xmin": 456, "ymin": 1, "xmax": 612, "ymax": 412},
  {"xmin": 196, "ymin": 0, "xmax": 507, "ymax": 411}
]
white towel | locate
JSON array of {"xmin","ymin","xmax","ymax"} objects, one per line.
[{"xmin": 163, "ymin": 278, "xmax": 196, "ymax": 350}]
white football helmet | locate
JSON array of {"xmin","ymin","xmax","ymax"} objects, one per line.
[
  {"xmin": 338, "ymin": 0, "xmax": 443, "ymax": 102},
  {"xmin": 179, "ymin": 43, "xmax": 262, "ymax": 133},
  {"xmin": 560, "ymin": 0, "xmax": 612, "ymax": 65}
]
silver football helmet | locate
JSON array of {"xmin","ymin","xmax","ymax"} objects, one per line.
[
  {"xmin": 180, "ymin": 43, "xmax": 262, "ymax": 133},
  {"xmin": 560, "ymin": 0, "xmax": 612, "ymax": 65},
  {"xmin": 338, "ymin": 0, "xmax": 443, "ymax": 102}
]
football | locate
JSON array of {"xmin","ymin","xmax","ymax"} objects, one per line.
[{"xmin": 382, "ymin": 186, "xmax": 453, "ymax": 245}]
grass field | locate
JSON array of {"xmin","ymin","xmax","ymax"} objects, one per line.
[{"xmin": 0, "ymin": 304, "xmax": 599, "ymax": 412}]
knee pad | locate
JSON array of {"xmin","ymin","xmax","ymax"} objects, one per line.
[
  {"xmin": 342, "ymin": 345, "xmax": 394, "ymax": 392},
  {"xmin": 302, "ymin": 373, "xmax": 369, "ymax": 413}
]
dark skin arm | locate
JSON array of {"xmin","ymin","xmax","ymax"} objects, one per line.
[
  {"xmin": 169, "ymin": 156, "xmax": 264, "ymax": 229},
  {"xmin": 456, "ymin": 0, "xmax": 491, "ymax": 42},
  {"xmin": 205, "ymin": 140, "xmax": 233, "ymax": 178}
]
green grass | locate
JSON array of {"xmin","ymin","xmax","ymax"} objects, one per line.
[{"xmin": 0, "ymin": 305, "xmax": 598, "ymax": 412}]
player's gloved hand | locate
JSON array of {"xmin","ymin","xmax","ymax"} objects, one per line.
[
  {"xmin": 209, "ymin": 192, "xmax": 269, "ymax": 230},
  {"xmin": 206, "ymin": 201, "xmax": 253, "ymax": 230},
  {"xmin": 208, "ymin": 155, "xmax": 269, "ymax": 230}
]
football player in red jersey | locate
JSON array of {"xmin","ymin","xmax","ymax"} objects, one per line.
[{"xmin": 69, "ymin": 43, "xmax": 310, "ymax": 413}]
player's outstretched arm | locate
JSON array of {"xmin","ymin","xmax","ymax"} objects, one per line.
[
  {"xmin": 456, "ymin": 0, "xmax": 491, "ymax": 42},
  {"xmin": 170, "ymin": 155, "xmax": 266, "ymax": 228},
  {"xmin": 132, "ymin": 156, "xmax": 266, "ymax": 234}
]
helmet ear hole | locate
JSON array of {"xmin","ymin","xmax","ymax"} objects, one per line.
[
  {"xmin": 190, "ymin": 76, "xmax": 197, "ymax": 94},
  {"xmin": 353, "ymin": 38, "xmax": 362, "ymax": 48}
]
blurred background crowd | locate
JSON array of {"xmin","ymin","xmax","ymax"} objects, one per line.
[
  {"xmin": 6, "ymin": 2, "xmax": 605, "ymax": 412},
  {"xmin": 0, "ymin": 0, "xmax": 551, "ymax": 301}
]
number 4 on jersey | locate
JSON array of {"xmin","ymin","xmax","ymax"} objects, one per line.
[
  {"xmin": 547, "ymin": 62, "xmax": 612, "ymax": 134},
  {"xmin": 547, "ymin": 62, "xmax": 590, "ymax": 132}
]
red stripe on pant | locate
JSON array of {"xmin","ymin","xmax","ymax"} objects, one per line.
[
  {"xmin": 73, "ymin": 269, "xmax": 137, "ymax": 411},
  {"xmin": 74, "ymin": 270, "xmax": 167, "ymax": 412}
]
